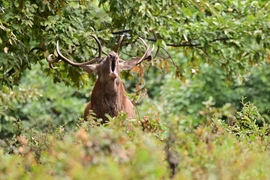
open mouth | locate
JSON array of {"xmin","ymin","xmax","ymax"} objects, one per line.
[{"xmin": 111, "ymin": 59, "xmax": 116, "ymax": 72}]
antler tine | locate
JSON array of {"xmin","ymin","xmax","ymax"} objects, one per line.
[
  {"xmin": 55, "ymin": 40, "xmax": 76, "ymax": 65},
  {"xmin": 138, "ymin": 37, "xmax": 148, "ymax": 47},
  {"xmin": 114, "ymin": 35, "xmax": 125, "ymax": 53},
  {"xmin": 47, "ymin": 37, "xmax": 104, "ymax": 69},
  {"xmin": 47, "ymin": 54, "xmax": 61, "ymax": 69},
  {"xmin": 90, "ymin": 35, "xmax": 102, "ymax": 58},
  {"xmin": 137, "ymin": 37, "xmax": 153, "ymax": 64}
]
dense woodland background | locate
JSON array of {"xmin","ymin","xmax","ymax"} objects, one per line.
[{"xmin": 1, "ymin": 0, "xmax": 270, "ymax": 179}]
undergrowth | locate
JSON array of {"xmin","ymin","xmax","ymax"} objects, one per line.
[{"xmin": 0, "ymin": 102, "xmax": 270, "ymax": 180}]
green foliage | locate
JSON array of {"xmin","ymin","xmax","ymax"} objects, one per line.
[
  {"xmin": 0, "ymin": 64, "xmax": 91, "ymax": 138},
  {"xmin": 0, "ymin": 117, "xmax": 168, "ymax": 179},
  {"xmin": 1, "ymin": 0, "xmax": 270, "ymax": 88},
  {"xmin": 1, "ymin": 0, "xmax": 270, "ymax": 179},
  {"xmin": 1, "ymin": 107, "xmax": 270, "ymax": 179},
  {"xmin": 171, "ymin": 119, "xmax": 270, "ymax": 179},
  {"xmin": 229, "ymin": 100, "xmax": 270, "ymax": 137},
  {"xmin": 144, "ymin": 63, "xmax": 270, "ymax": 126},
  {"xmin": 100, "ymin": 0, "xmax": 270, "ymax": 75}
]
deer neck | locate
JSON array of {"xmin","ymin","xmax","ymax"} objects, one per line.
[{"xmin": 90, "ymin": 78, "xmax": 127, "ymax": 120}]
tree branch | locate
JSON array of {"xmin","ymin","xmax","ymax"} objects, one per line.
[
  {"xmin": 112, "ymin": 29, "xmax": 230, "ymax": 47},
  {"xmin": 147, "ymin": 37, "xmax": 230, "ymax": 47},
  {"xmin": 112, "ymin": 29, "xmax": 131, "ymax": 35}
]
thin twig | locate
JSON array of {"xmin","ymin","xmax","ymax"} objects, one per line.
[
  {"xmin": 151, "ymin": 31, "xmax": 160, "ymax": 59},
  {"xmin": 161, "ymin": 47, "xmax": 177, "ymax": 68},
  {"xmin": 112, "ymin": 29, "xmax": 131, "ymax": 35},
  {"xmin": 147, "ymin": 37, "xmax": 230, "ymax": 47}
]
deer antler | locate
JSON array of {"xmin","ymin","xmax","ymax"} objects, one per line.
[
  {"xmin": 136, "ymin": 37, "xmax": 154, "ymax": 64},
  {"xmin": 118, "ymin": 37, "xmax": 154, "ymax": 70},
  {"xmin": 47, "ymin": 35, "xmax": 103, "ymax": 69},
  {"xmin": 91, "ymin": 35, "xmax": 102, "ymax": 58},
  {"xmin": 114, "ymin": 35, "xmax": 125, "ymax": 53}
]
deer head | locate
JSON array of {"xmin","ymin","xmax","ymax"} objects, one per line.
[{"xmin": 47, "ymin": 35, "xmax": 152, "ymax": 123}]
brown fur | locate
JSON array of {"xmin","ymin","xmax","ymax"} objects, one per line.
[
  {"xmin": 84, "ymin": 77, "xmax": 135, "ymax": 123},
  {"xmin": 48, "ymin": 36, "xmax": 151, "ymax": 124}
]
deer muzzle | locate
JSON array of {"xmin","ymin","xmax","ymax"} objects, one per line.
[{"xmin": 109, "ymin": 59, "xmax": 118, "ymax": 79}]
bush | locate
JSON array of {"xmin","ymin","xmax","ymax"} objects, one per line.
[
  {"xmin": 0, "ymin": 64, "xmax": 92, "ymax": 138},
  {"xmin": 1, "ymin": 104, "xmax": 270, "ymax": 179},
  {"xmin": 144, "ymin": 64, "xmax": 270, "ymax": 126}
]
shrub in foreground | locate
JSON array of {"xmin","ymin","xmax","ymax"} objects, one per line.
[{"xmin": 1, "ymin": 104, "xmax": 270, "ymax": 179}]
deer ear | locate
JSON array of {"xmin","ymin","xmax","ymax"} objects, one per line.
[
  {"xmin": 119, "ymin": 56, "xmax": 151, "ymax": 71},
  {"xmin": 80, "ymin": 64, "xmax": 99, "ymax": 74},
  {"xmin": 119, "ymin": 58, "xmax": 138, "ymax": 70}
]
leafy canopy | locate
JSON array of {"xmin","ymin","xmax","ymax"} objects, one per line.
[{"xmin": 1, "ymin": 0, "xmax": 270, "ymax": 88}]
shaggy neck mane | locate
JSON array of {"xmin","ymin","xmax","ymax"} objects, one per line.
[{"xmin": 90, "ymin": 79, "xmax": 127, "ymax": 122}]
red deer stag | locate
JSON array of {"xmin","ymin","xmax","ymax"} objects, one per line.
[{"xmin": 47, "ymin": 35, "xmax": 152, "ymax": 123}]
